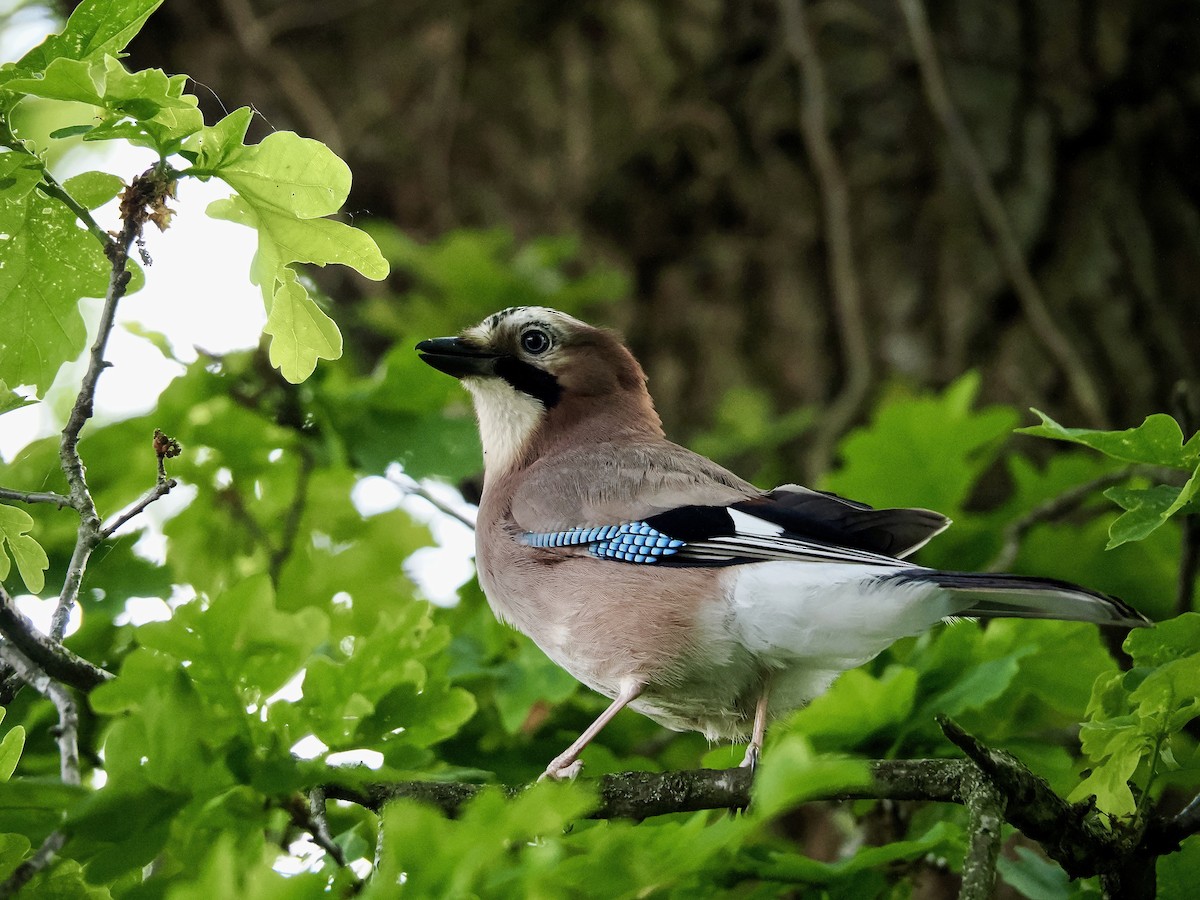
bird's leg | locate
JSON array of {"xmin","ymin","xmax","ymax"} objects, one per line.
[
  {"xmin": 739, "ymin": 675, "xmax": 773, "ymax": 771},
  {"xmin": 540, "ymin": 681, "xmax": 643, "ymax": 781}
]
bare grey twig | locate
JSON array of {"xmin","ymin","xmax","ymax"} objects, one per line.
[
  {"xmin": 897, "ymin": 0, "xmax": 1108, "ymax": 429},
  {"xmin": 0, "ymin": 643, "xmax": 81, "ymax": 898},
  {"xmin": 388, "ymin": 473, "xmax": 477, "ymax": 530},
  {"xmin": 0, "ymin": 832, "xmax": 67, "ymax": 899},
  {"xmin": 778, "ymin": 0, "xmax": 874, "ymax": 479},
  {"xmin": 0, "ymin": 488, "xmax": 71, "ymax": 508}
]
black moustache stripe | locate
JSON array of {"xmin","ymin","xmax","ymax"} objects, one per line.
[{"xmin": 494, "ymin": 357, "xmax": 562, "ymax": 408}]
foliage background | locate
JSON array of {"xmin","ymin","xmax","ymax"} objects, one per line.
[{"xmin": 0, "ymin": 0, "xmax": 1198, "ymax": 897}]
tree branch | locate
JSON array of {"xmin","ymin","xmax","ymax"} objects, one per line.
[
  {"xmin": 331, "ymin": 718, "xmax": 1195, "ymax": 895},
  {"xmin": 0, "ymin": 642, "xmax": 81, "ymax": 898},
  {"xmin": 988, "ymin": 468, "xmax": 1132, "ymax": 572},
  {"xmin": 0, "ymin": 488, "xmax": 71, "ymax": 508},
  {"xmin": 0, "ymin": 583, "xmax": 112, "ymax": 692},
  {"xmin": 99, "ymin": 431, "xmax": 181, "ymax": 540},
  {"xmin": 897, "ymin": 0, "xmax": 1109, "ymax": 428},
  {"xmin": 52, "ymin": 167, "xmax": 176, "ymax": 642},
  {"xmin": 777, "ymin": 0, "xmax": 874, "ymax": 479}
]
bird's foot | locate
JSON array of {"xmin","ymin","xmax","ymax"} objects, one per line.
[
  {"xmin": 539, "ymin": 758, "xmax": 584, "ymax": 782},
  {"xmin": 739, "ymin": 741, "xmax": 761, "ymax": 772}
]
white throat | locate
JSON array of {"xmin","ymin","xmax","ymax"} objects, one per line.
[{"xmin": 463, "ymin": 378, "xmax": 543, "ymax": 479}]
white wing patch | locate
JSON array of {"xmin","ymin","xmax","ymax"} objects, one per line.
[{"xmin": 679, "ymin": 508, "xmax": 908, "ymax": 567}]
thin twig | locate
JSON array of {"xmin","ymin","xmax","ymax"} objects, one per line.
[
  {"xmin": 989, "ymin": 468, "xmax": 1132, "ymax": 572},
  {"xmin": 897, "ymin": 0, "xmax": 1109, "ymax": 428},
  {"xmin": 0, "ymin": 583, "xmax": 112, "ymax": 692},
  {"xmin": 0, "ymin": 832, "xmax": 67, "ymax": 899},
  {"xmin": 388, "ymin": 474, "xmax": 477, "ymax": 530},
  {"xmin": 0, "ymin": 643, "xmax": 81, "ymax": 897},
  {"xmin": 36, "ymin": 176, "xmax": 113, "ymax": 251},
  {"xmin": 281, "ymin": 789, "xmax": 363, "ymax": 891},
  {"xmin": 99, "ymin": 478, "xmax": 177, "ymax": 540},
  {"xmin": 0, "ymin": 643, "xmax": 81, "ymax": 784},
  {"xmin": 0, "ymin": 488, "xmax": 71, "ymax": 508},
  {"xmin": 778, "ymin": 0, "xmax": 874, "ymax": 479}
]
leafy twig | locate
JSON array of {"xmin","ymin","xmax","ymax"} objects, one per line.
[
  {"xmin": 52, "ymin": 167, "xmax": 176, "ymax": 642},
  {"xmin": 777, "ymin": 0, "xmax": 874, "ymax": 479},
  {"xmin": 896, "ymin": 0, "xmax": 1109, "ymax": 428},
  {"xmin": 36, "ymin": 174, "xmax": 113, "ymax": 251},
  {"xmin": 99, "ymin": 430, "xmax": 181, "ymax": 540}
]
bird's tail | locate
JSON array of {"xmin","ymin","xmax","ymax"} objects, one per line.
[{"xmin": 889, "ymin": 570, "xmax": 1151, "ymax": 628}]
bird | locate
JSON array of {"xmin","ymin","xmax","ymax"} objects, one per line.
[{"xmin": 416, "ymin": 306, "xmax": 1150, "ymax": 780}]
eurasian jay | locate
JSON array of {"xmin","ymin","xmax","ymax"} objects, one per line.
[{"xmin": 417, "ymin": 307, "xmax": 1149, "ymax": 780}]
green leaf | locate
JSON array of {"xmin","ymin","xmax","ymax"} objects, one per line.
[
  {"xmin": 824, "ymin": 373, "xmax": 1019, "ymax": 514},
  {"xmin": 1104, "ymin": 473, "xmax": 1200, "ymax": 548},
  {"xmin": 1126, "ymin": 613, "xmax": 1200, "ymax": 666},
  {"xmin": 1158, "ymin": 835, "xmax": 1200, "ymax": 900},
  {"xmin": 751, "ymin": 734, "xmax": 872, "ymax": 820},
  {"xmin": 0, "ymin": 727, "xmax": 24, "ymax": 782},
  {"xmin": 0, "ymin": 187, "xmax": 108, "ymax": 394},
  {"xmin": 753, "ymin": 821, "xmax": 954, "ymax": 884},
  {"xmin": 199, "ymin": 131, "xmax": 387, "ymax": 382},
  {"xmin": 996, "ymin": 846, "xmax": 1072, "ymax": 900},
  {"xmin": 4, "ymin": 56, "xmax": 203, "ymax": 154},
  {"xmin": 262, "ymin": 269, "xmax": 343, "ymax": 383},
  {"xmin": 6, "ymin": 0, "xmax": 164, "ymax": 78},
  {"xmin": 0, "ymin": 152, "xmax": 43, "ymax": 201},
  {"xmin": 784, "ymin": 666, "xmax": 917, "ymax": 748},
  {"xmin": 205, "ymin": 130, "xmax": 351, "ymax": 218},
  {"xmin": 0, "ymin": 504, "xmax": 49, "ymax": 592},
  {"xmin": 0, "ymin": 381, "xmax": 35, "ymax": 418},
  {"xmin": 185, "ymin": 107, "xmax": 254, "ymax": 172},
  {"xmin": 2, "ymin": 57, "xmax": 104, "ymax": 105},
  {"xmin": 0, "ymin": 779, "xmax": 88, "ymax": 843},
  {"xmin": 61, "ymin": 171, "xmax": 124, "ymax": 209},
  {"xmin": 1019, "ymin": 410, "xmax": 1200, "ymax": 469},
  {"xmin": 0, "ymin": 832, "xmax": 31, "ymax": 883}
]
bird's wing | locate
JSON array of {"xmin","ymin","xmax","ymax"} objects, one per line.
[
  {"xmin": 514, "ymin": 445, "xmax": 950, "ymax": 567},
  {"xmin": 509, "ymin": 440, "xmax": 760, "ymax": 531}
]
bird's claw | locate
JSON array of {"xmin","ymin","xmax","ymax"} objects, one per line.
[
  {"xmin": 739, "ymin": 742, "xmax": 761, "ymax": 772},
  {"xmin": 539, "ymin": 758, "xmax": 584, "ymax": 782}
]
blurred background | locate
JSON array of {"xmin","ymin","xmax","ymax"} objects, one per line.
[
  {"xmin": 2, "ymin": 4, "xmax": 1198, "ymax": 891},
  {"xmin": 102, "ymin": 0, "xmax": 1200, "ymax": 480}
]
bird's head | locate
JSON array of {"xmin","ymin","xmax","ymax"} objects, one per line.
[{"xmin": 417, "ymin": 307, "xmax": 661, "ymax": 476}]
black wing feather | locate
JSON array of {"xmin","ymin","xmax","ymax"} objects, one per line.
[{"xmin": 733, "ymin": 486, "xmax": 949, "ymax": 558}]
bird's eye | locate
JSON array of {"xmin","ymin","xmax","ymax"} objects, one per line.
[{"xmin": 521, "ymin": 328, "xmax": 551, "ymax": 355}]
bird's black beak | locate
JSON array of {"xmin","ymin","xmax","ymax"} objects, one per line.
[{"xmin": 416, "ymin": 336, "xmax": 500, "ymax": 378}]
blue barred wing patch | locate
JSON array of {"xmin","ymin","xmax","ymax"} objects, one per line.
[{"xmin": 521, "ymin": 521, "xmax": 686, "ymax": 564}]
